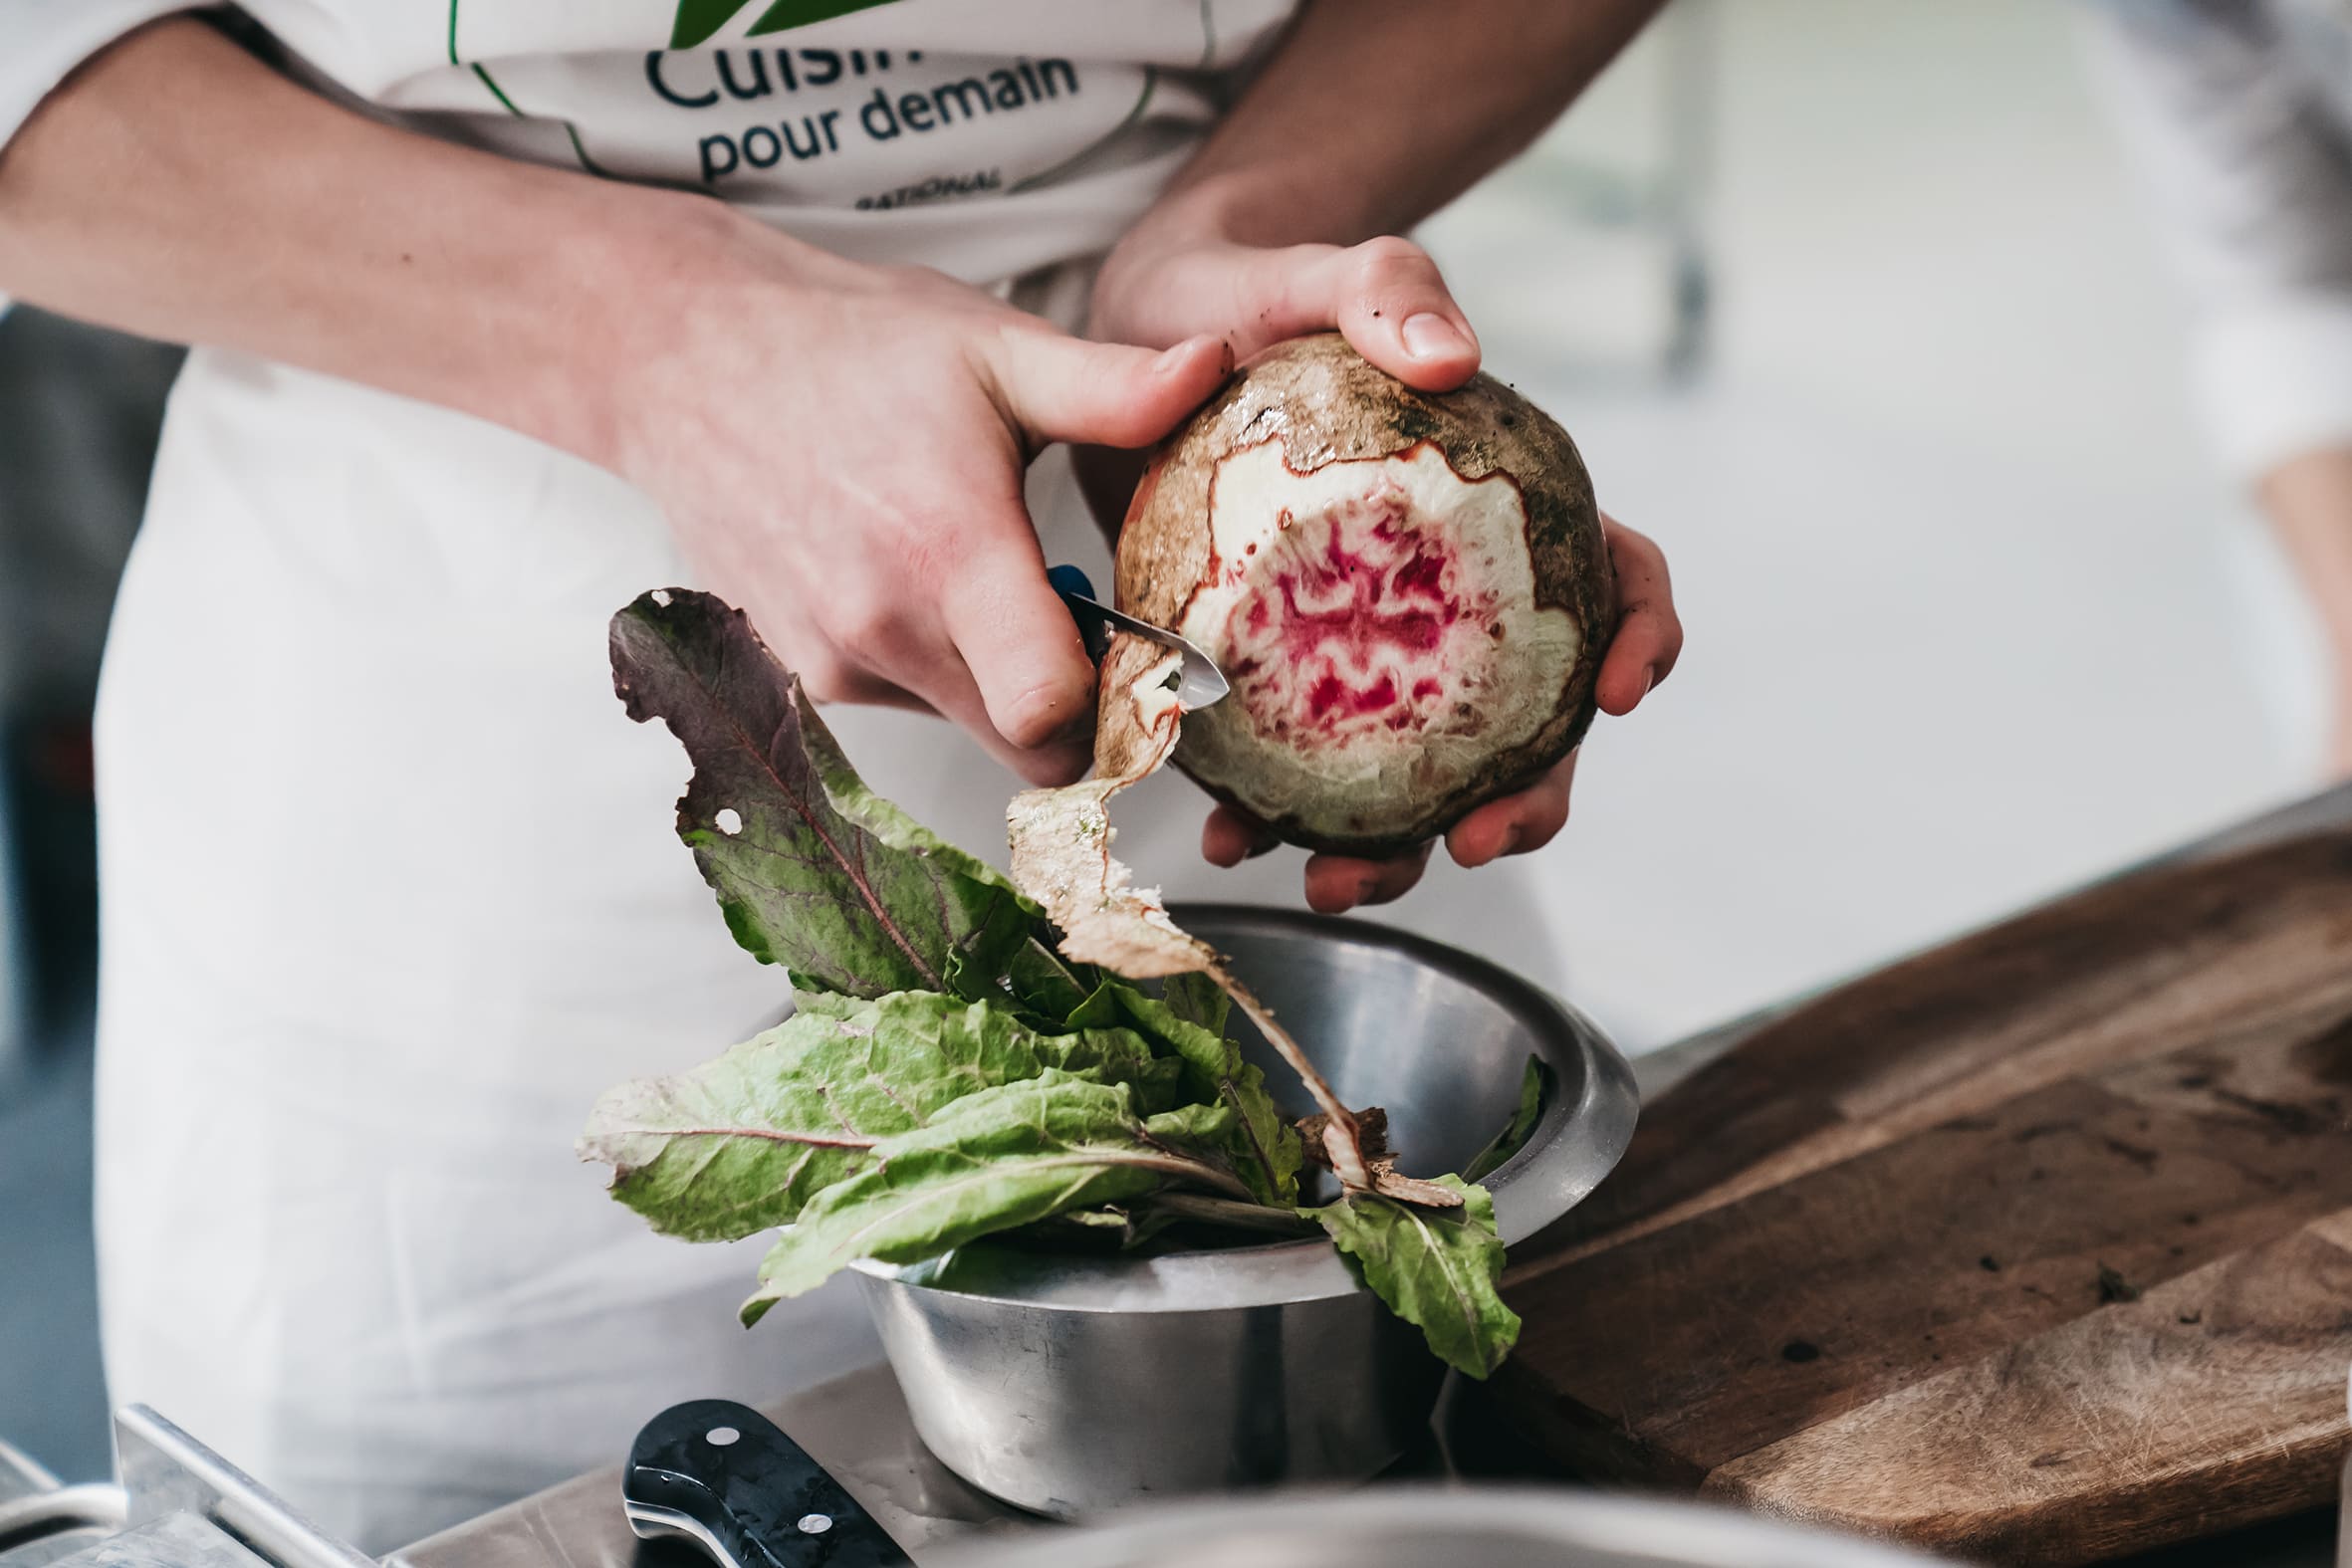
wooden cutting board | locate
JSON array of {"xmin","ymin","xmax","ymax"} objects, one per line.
[{"xmin": 1491, "ymin": 828, "xmax": 2352, "ymax": 1565}]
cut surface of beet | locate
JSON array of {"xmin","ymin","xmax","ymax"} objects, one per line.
[{"xmin": 1116, "ymin": 334, "xmax": 1614, "ymax": 854}]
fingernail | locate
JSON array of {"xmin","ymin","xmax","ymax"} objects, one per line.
[
  {"xmin": 1353, "ymin": 874, "xmax": 1380, "ymax": 903},
  {"xmin": 1401, "ymin": 313, "xmax": 1469, "ymax": 360},
  {"xmin": 1244, "ymin": 837, "xmax": 1279, "ymax": 860},
  {"xmin": 1640, "ymin": 666, "xmax": 1657, "ymax": 700},
  {"xmin": 1502, "ymin": 824, "xmax": 1524, "ymax": 855}
]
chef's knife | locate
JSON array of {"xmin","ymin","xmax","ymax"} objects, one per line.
[
  {"xmin": 1047, "ymin": 565, "xmax": 1229, "ymax": 711},
  {"xmin": 623, "ymin": 1400, "xmax": 912, "ymax": 1568}
]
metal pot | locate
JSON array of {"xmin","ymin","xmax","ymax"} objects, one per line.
[
  {"xmin": 931, "ymin": 1487, "xmax": 1957, "ymax": 1568},
  {"xmin": 0, "ymin": 1408, "xmax": 372, "ymax": 1568},
  {"xmin": 849, "ymin": 904, "xmax": 1640, "ymax": 1519}
]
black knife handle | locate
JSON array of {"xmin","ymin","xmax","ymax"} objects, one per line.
[{"xmin": 623, "ymin": 1399, "xmax": 911, "ymax": 1568}]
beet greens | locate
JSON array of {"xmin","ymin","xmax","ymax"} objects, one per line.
[{"xmin": 581, "ymin": 588, "xmax": 1523, "ymax": 1378}]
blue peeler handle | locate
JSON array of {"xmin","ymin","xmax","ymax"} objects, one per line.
[{"xmin": 1047, "ymin": 563, "xmax": 1111, "ymax": 664}]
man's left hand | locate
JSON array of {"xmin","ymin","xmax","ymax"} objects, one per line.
[{"xmin": 1080, "ymin": 233, "xmax": 1683, "ymax": 913}]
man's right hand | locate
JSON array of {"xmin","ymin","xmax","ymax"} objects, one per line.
[
  {"xmin": 605, "ymin": 214, "xmax": 1232, "ymax": 786},
  {"xmin": 0, "ymin": 20, "xmax": 1231, "ymax": 791}
]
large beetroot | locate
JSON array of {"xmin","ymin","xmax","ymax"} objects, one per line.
[{"xmin": 1117, "ymin": 335, "xmax": 1615, "ymax": 855}]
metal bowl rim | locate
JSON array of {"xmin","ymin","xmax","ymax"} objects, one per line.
[
  {"xmin": 847, "ymin": 903, "xmax": 1638, "ymax": 1314},
  {"xmin": 930, "ymin": 1483, "xmax": 1954, "ymax": 1568}
]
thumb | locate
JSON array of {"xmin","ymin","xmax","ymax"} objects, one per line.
[
  {"xmin": 1152, "ymin": 237, "xmax": 1480, "ymax": 392},
  {"xmin": 1309, "ymin": 236, "xmax": 1481, "ymax": 392},
  {"xmin": 937, "ymin": 524, "xmax": 1099, "ymax": 766},
  {"xmin": 985, "ymin": 330, "xmax": 1233, "ymax": 451}
]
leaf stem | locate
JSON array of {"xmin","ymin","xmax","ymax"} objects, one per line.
[
  {"xmin": 609, "ymin": 1123, "xmax": 878, "ymax": 1150},
  {"xmin": 1127, "ymin": 1142, "xmax": 1257, "ymax": 1202},
  {"xmin": 1140, "ymin": 1193, "xmax": 1318, "ymax": 1236},
  {"xmin": 1210, "ymin": 966, "xmax": 1371, "ymax": 1186}
]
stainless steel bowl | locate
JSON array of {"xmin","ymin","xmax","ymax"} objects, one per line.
[
  {"xmin": 850, "ymin": 905, "xmax": 1640, "ymax": 1519},
  {"xmin": 931, "ymin": 1487, "xmax": 1956, "ymax": 1568}
]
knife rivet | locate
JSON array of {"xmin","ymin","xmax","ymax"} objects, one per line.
[{"xmin": 797, "ymin": 1513, "xmax": 833, "ymax": 1535}]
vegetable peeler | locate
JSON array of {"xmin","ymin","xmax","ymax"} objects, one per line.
[{"xmin": 1047, "ymin": 564, "xmax": 1229, "ymax": 710}]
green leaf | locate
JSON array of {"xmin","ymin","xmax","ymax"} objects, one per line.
[
  {"xmin": 808, "ymin": 715, "xmax": 1035, "ymax": 908},
  {"xmin": 742, "ymin": 1074, "xmax": 1243, "ymax": 1319},
  {"xmin": 580, "ymin": 1009, "xmax": 899, "ymax": 1242},
  {"xmin": 1139, "ymin": 1099, "xmax": 1238, "ymax": 1148},
  {"xmin": 1003, "ymin": 937, "xmax": 1099, "ymax": 1021},
  {"xmin": 1305, "ymin": 1176, "xmax": 1522, "ymax": 1379},
  {"xmin": 1038, "ymin": 1022, "xmax": 1188, "ymax": 1116},
  {"xmin": 1062, "ymin": 981, "xmax": 1126, "ymax": 1031},
  {"xmin": 1462, "ymin": 1056, "xmax": 1549, "ymax": 1184},
  {"xmin": 1161, "ymin": 972, "xmax": 1232, "ymax": 1037},
  {"xmin": 580, "ymin": 993, "xmax": 1174, "ymax": 1239},
  {"xmin": 610, "ymin": 590, "xmax": 1035, "ymax": 1000},
  {"xmin": 787, "ymin": 985, "xmax": 861, "ymax": 1020},
  {"xmin": 1111, "ymin": 986, "xmax": 1301, "ymax": 1206}
]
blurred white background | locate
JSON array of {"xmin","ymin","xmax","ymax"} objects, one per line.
[{"xmin": 1417, "ymin": 0, "xmax": 2314, "ymax": 1048}]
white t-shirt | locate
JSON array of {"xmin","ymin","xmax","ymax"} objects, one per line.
[{"xmin": 2, "ymin": 0, "xmax": 1295, "ymax": 282}]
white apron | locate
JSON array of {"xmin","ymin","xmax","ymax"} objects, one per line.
[{"xmin": 79, "ymin": 3, "xmax": 1572, "ymax": 1551}]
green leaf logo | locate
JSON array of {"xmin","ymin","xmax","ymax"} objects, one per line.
[{"xmin": 670, "ymin": 0, "xmax": 906, "ymax": 50}]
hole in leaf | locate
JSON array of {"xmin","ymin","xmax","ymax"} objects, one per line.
[
  {"xmin": 715, "ymin": 808, "xmax": 743, "ymax": 835},
  {"xmin": 705, "ymin": 1426, "xmax": 740, "ymax": 1447},
  {"xmin": 650, "ymin": 588, "xmax": 673, "ymax": 607}
]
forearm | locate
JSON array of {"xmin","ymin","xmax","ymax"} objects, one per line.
[
  {"xmin": 1128, "ymin": 0, "xmax": 1665, "ymax": 252},
  {"xmin": 2260, "ymin": 445, "xmax": 2352, "ymax": 673},
  {"xmin": 0, "ymin": 17, "xmax": 731, "ymax": 469}
]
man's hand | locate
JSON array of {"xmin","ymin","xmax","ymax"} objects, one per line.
[
  {"xmin": 614, "ymin": 223, "xmax": 1234, "ymax": 787},
  {"xmin": 1082, "ymin": 233, "xmax": 1683, "ymax": 912},
  {"xmin": 0, "ymin": 21, "xmax": 1240, "ymax": 793},
  {"xmin": 1094, "ymin": 234, "xmax": 1485, "ymax": 391}
]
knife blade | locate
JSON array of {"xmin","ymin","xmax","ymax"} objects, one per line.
[
  {"xmin": 1047, "ymin": 565, "xmax": 1229, "ymax": 711},
  {"xmin": 623, "ymin": 1400, "xmax": 913, "ymax": 1568}
]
